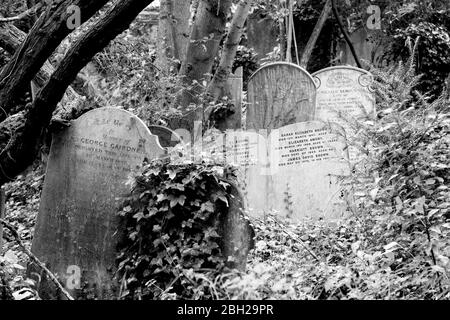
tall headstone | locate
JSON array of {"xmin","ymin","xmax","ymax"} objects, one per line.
[
  {"xmin": 313, "ymin": 66, "xmax": 375, "ymax": 162},
  {"xmin": 247, "ymin": 62, "xmax": 316, "ymax": 131},
  {"xmin": 32, "ymin": 107, "xmax": 165, "ymax": 299}
]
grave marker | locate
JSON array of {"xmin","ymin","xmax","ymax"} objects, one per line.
[
  {"xmin": 247, "ymin": 62, "xmax": 316, "ymax": 131},
  {"xmin": 208, "ymin": 121, "xmax": 350, "ymax": 221},
  {"xmin": 313, "ymin": 66, "xmax": 375, "ymax": 162},
  {"xmin": 31, "ymin": 107, "xmax": 165, "ymax": 299}
]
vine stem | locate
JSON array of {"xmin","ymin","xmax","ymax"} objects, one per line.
[{"xmin": 0, "ymin": 218, "xmax": 74, "ymax": 300}]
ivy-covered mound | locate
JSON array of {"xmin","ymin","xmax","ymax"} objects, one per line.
[{"xmin": 116, "ymin": 159, "xmax": 250, "ymax": 300}]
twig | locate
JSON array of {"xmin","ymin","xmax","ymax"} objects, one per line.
[
  {"xmin": 0, "ymin": 218, "xmax": 74, "ymax": 300},
  {"xmin": 0, "ymin": 187, "xmax": 5, "ymax": 255},
  {"xmin": 261, "ymin": 215, "xmax": 322, "ymax": 263},
  {"xmin": 0, "ymin": 3, "xmax": 43, "ymax": 23}
]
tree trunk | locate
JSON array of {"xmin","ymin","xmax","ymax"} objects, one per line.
[
  {"xmin": 0, "ymin": 0, "xmax": 155, "ymax": 185},
  {"xmin": 171, "ymin": 0, "xmax": 232, "ymax": 132},
  {"xmin": 0, "ymin": 187, "xmax": 5, "ymax": 255},
  {"xmin": 205, "ymin": 0, "xmax": 252, "ymax": 102},
  {"xmin": 300, "ymin": 0, "xmax": 332, "ymax": 68},
  {"xmin": 331, "ymin": 0, "xmax": 362, "ymax": 68},
  {"xmin": 0, "ymin": 0, "xmax": 110, "ymax": 122},
  {"xmin": 156, "ymin": 0, "xmax": 190, "ymax": 73},
  {"xmin": 0, "ymin": 22, "xmax": 80, "ymax": 104}
]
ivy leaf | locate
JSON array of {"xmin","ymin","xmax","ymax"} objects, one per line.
[
  {"xmin": 201, "ymin": 201, "xmax": 215, "ymax": 213},
  {"xmin": 217, "ymin": 194, "xmax": 229, "ymax": 206},
  {"xmin": 168, "ymin": 170, "xmax": 177, "ymax": 180},
  {"xmin": 133, "ymin": 211, "xmax": 145, "ymax": 221},
  {"xmin": 123, "ymin": 205, "xmax": 132, "ymax": 213},
  {"xmin": 169, "ymin": 195, "xmax": 186, "ymax": 208},
  {"xmin": 157, "ymin": 194, "xmax": 167, "ymax": 202}
]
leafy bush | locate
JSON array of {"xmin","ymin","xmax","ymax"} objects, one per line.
[
  {"xmin": 220, "ymin": 52, "xmax": 450, "ymax": 300},
  {"xmin": 381, "ymin": 1, "xmax": 450, "ymax": 97},
  {"xmin": 116, "ymin": 159, "xmax": 243, "ymax": 300}
]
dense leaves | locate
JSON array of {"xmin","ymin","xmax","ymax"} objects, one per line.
[{"xmin": 116, "ymin": 159, "xmax": 240, "ymax": 299}]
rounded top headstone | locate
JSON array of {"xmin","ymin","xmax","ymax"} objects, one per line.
[{"xmin": 247, "ymin": 62, "xmax": 317, "ymax": 131}]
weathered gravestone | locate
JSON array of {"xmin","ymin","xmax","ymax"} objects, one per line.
[
  {"xmin": 312, "ymin": 66, "xmax": 375, "ymax": 162},
  {"xmin": 239, "ymin": 62, "xmax": 328, "ymax": 219},
  {"xmin": 247, "ymin": 62, "xmax": 316, "ymax": 131},
  {"xmin": 207, "ymin": 121, "xmax": 350, "ymax": 221},
  {"xmin": 204, "ymin": 130, "xmax": 268, "ymax": 217},
  {"xmin": 31, "ymin": 107, "xmax": 165, "ymax": 299},
  {"xmin": 269, "ymin": 121, "xmax": 350, "ymax": 220}
]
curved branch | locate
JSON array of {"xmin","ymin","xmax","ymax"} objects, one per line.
[
  {"xmin": 300, "ymin": 0, "xmax": 332, "ymax": 68},
  {"xmin": 0, "ymin": 2, "xmax": 43, "ymax": 23},
  {"xmin": 0, "ymin": 0, "xmax": 155, "ymax": 185},
  {"xmin": 0, "ymin": 218, "xmax": 74, "ymax": 300},
  {"xmin": 0, "ymin": 0, "xmax": 110, "ymax": 122},
  {"xmin": 331, "ymin": 0, "xmax": 362, "ymax": 68}
]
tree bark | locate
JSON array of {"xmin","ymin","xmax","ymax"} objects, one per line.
[
  {"xmin": 0, "ymin": 0, "xmax": 155, "ymax": 185},
  {"xmin": 300, "ymin": 0, "xmax": 331, "ymax": 68},
  {"xmin": 171, "ymin": 0, "xmax": 232, "ymax": 132},
  {"xmin": 0, "ymin": 0, "xmax": 110, "ymax": 122},
  {"xmin": 205, "ymin": 0, "xmax": 252, "ymax": 102},
  {"xmin": 0, "ymin": 186, "xmax": 5, "ymax": 255},
  {"xmin": 0, "ymin": 22, "xmax": 80, "ymax": 103},
  {"xmin": 156, "ymin": 0, "xmax": 190, "ymax": 73}
]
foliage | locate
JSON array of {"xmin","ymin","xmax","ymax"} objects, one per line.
[
  {"xmin": 218, "ymin": 53, "xmax": 450, "ymax": 300},
  {"xmin": 380, "ymin": 0, "xmax": 450, "ymax": 97},
  {"xmin": 1, "ymin": 170, "xmax": 43, "ymax": 300},
  {"xmin": 232, "ymin": 45, "xmax": 260, "ymax": 89},
  {"xmin": 92, "ymin": 19, "xmax": 184, "ymax": 126},
  {"xmin": 116, "ymin": 158, "xmax": 240, "ymax": 300}
]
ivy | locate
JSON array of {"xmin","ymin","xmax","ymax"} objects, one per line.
[{"xmin": 116, "ymin": 159, "xmax": 241, "ymax": 300}]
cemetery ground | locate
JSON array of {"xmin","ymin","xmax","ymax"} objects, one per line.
[{"xmin": 0, "ymin": 0, "xmax": 449, "ymax": 301}]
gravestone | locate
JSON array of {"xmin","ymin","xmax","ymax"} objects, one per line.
[
  {"xmin": 207, "ymin": 121, "xmax": 350, "ymax": 221},
  {"xmin": 247, "ymin": 62, "xmax": 316, "ymax": 131},
  {"xmin": 313, "ymin": 66, "xmax": 375, "ymax": 162},
  {"xmin": 31, "ymin": 107, "xmax": 165, "ymax": 299},
  {"xmin": 269, "ymin": 122, "xmax": 350, "ymax": 220},
  {"xmin": 148, "ymin": 125, "xmax": 183, "ymax": 148}
]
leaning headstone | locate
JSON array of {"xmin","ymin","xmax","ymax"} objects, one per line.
[
  {"xmin": 31, "ymin": 107, "xmax": 165, "ymax": 299},
  {"xmin": 313, "ymin": 66, "xmax": 375, "ymax": 162},
  {"xmin": 247, "ymin": 62, "xmax": 316, "ymax": 131}
]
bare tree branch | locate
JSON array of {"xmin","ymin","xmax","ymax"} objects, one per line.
[
  {"xmin": 0, "ymin": 2, "xmax": 43, "ymax": 23},
  {"xmin": 0, "ymin": 218, "xmax": 74, "ymax": 300},
  {"xmin": 0, "ymin": 0, "xmax": 155, "ymax": 185}
]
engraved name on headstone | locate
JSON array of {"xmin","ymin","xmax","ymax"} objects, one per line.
[
  {"xmin": 207, "ymin": 122, "xmax": 350, "ymax": 221},
  {"xmin": 313, "ymin": 66, "xmax": 375, "ymax": 162},
  {"xmin": 31, "ymin": 107, "xmax": 165, "ymax": 299},
  {"xmin": 270, "ymin": 121, "xmax": 351, "ymax": 220}
]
